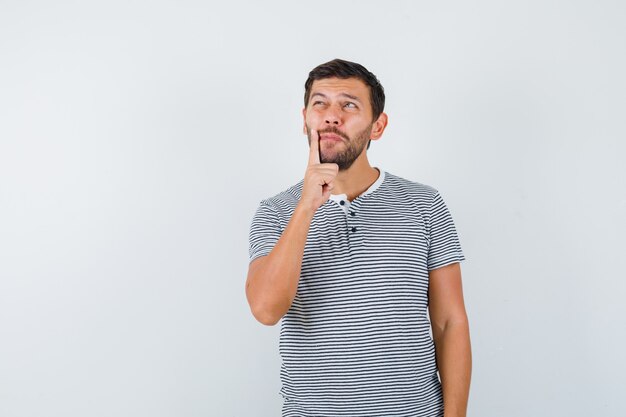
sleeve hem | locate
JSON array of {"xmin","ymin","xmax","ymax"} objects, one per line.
[
  {"xmin": 427, "ymin": 254, "xmax": 466, "ymax": 271},
  {"xmin": 249, "ymin": 250, "xmax": 271, "ymax": 264}
]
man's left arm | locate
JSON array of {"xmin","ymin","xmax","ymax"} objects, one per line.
[{"xmin": 428, "ymin": 262, "xmax": 472, "ymax": 417}]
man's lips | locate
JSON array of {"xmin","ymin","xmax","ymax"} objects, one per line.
[{"xmin": 320, "ymin": 133, "xmax": 344, "ymax": 142}]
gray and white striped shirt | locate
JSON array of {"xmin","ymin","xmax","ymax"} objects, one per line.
[{"xmin": 248, "ymin": 168, "xmax": 466, "ymax": 417}]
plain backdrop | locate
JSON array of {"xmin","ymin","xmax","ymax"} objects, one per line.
[{"xmin": 1, "ymin": 1, "xmax": 625, "ymax": 416}]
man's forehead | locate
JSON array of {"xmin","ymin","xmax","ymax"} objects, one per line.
[{"xmin": 310, "ymin": 77, "xmax": 369, "ymax": 97}]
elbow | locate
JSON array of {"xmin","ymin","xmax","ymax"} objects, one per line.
[
  {"xmin": 245, "ymin": 271, "xmax": 287, "ymax": 326},
  {"xmin": 251, "ymin": 305, "xmax": 282, "ymax": 326},
  {"xmin": 246, "ymin": 291, "xmax": 284, "ymax": 326},
  {"xmin": 431, "ymin": 315, "xmax": 470, "ymax": 343},
  {"xmin": 257, "ymin": 313, "xmax": 281, "ymax": 326}
]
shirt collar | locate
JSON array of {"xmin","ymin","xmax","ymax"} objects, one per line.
[{"xmin": 328, "ymin": 167, "xmax": 385, "ymax": 202}]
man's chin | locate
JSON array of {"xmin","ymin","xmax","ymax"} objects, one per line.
[
  {"xmin": 320, "ymin": 154, "xmax": 345, "ymax": 164},
  {"xmin": 320, "ymin": 151, "xmax": 340, "ymax": 163},
  {"xmin": 321, "ymin": 158, "xmax": 355, "ymax": 170}
]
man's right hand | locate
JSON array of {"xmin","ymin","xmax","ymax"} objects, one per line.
[
  {"xmin": 299, "ymin": 128, "xmax": 339, "ymax": 214},
  {"xmin": 246, "ymin": 128, "xmax": 339, "ymax": 326}
]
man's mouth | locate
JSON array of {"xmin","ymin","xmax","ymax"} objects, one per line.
[{"xmin": 320, "ymin": 133, "xmax": 344, "ymax": 142}]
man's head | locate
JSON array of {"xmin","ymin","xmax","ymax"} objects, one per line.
[
  {"xmin": 302, "ymin": 59, "xmax": 388, "ymax": 170},
  {"xmin": 304, "ymin": 59, "xmax": 386, "ymax": 125}
]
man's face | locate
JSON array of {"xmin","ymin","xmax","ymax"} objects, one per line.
[{"xmin": 303, "ymin": 77, "xmax": 375, "ymax": 170}]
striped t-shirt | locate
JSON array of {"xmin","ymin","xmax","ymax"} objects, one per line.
[{"xmin": 248, "ymin": 168, "xmax": 466, "ymax": 417}]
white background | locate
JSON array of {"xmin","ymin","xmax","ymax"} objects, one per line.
[{"xmin": 1, "ymin": 1, "xmax": 625, "ymax": 416}]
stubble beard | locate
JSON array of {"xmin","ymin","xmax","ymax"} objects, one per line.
[{"xmin": 307, "ymin": 125, "xmax": 372, "ymax": 171}]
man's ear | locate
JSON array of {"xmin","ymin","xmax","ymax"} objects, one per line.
[
  {"xmin": 302, "ymin": 107, "xmax": 307, "ymax": 135},
  {"xmin": 370, "ymin": 112, "xmax": 388, "ymax": 140}
]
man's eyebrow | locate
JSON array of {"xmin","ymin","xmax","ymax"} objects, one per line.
[{"xmin": 310, "ymin": 92, "xmax": 362, "ymax": 102}]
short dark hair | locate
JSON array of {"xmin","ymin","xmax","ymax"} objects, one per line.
[{"xmin": 304, "ymin": 58, "xmax": 385, "ymax": 121}]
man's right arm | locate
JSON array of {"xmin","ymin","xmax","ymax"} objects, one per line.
[
  {"xmin": 245, "ymin": 203, "xmax": 315, "ymax": 325},
  {"xmin": 245, "ymin": 128, "xmax": 338, "ymax": 326}
]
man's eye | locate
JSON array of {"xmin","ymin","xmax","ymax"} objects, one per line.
[
  {"xmin": 313, "ymin": 101, "xmax": 325, "ymax": 106},
  {"xmin": 344, "ymin": 102, "xmax": 357, "ymax": 108}
]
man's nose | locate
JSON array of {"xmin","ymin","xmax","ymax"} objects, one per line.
[{"xmin": 324, "ymin": 105, "xmax": 342, "ymax": 125}]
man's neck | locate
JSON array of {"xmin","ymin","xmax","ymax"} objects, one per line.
[{"xmin": 330, "ymin": 153, "xmax": 380, "ymax": 202}]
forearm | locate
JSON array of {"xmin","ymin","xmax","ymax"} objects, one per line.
[
  {"xmin": 433, "ymin": 320, "xmax": 472, "ymax": 417},
  {"xmin": 246, "ymin": 203, "xmax": 315, "ymax": 325}
]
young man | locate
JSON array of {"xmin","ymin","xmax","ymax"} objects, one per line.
[{"xmin": 246, "ymin": 59, "xmax": 471, "ymax": 417}]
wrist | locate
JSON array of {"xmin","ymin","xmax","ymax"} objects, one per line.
[{"xmin": 295, "ymin": 201, "xmax": 317, "ymax": 220}]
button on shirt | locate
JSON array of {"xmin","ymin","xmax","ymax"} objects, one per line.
[{"xmin": 248, "ymin": 168, "xmax": 466, "ymax": 417}]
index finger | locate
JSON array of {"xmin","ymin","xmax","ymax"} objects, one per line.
[{"xmin": 308, "ymin": 128, "xmax": 320, "ymax": 165}]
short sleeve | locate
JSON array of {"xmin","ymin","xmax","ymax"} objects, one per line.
[
  {"xmin": 248, "ymin": 201, "xmax": 283, "ymax": 263},
  {"xmin": 427, "ymin": 191, "xmax": 466, "ymax": 271}
]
